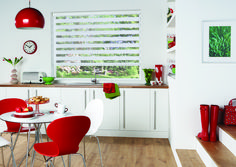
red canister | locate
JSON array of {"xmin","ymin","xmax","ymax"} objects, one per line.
[{"xmin": 155, "ymin": 65, "xmax": 163, "ymax": 85}]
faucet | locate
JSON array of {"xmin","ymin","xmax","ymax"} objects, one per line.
[{"xmin": 91, "ymin": 71, "xmax": 103, "ymax": 84}]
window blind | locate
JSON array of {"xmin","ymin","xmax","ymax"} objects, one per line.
[{"xmin": 52, "ymin": 10, "xmax": 141, "ymax": 79}]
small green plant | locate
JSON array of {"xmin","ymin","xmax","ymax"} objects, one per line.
[
  {"xmin": 209, "ymin": 26, "xmax": 231, "ymax": 57},
  {"xmin": 143, "ymin": 68, "xmax": 154, "ymax": 86}
]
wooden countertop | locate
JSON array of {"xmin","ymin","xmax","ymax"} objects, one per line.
[{"xmin": 0, "ymin": 83, "xmax": 168, "ymax": 89}]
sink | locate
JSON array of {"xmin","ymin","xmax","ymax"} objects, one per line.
[{"xmin": 62, "ymin": 83, "xmax": 102, "ymax": 86}]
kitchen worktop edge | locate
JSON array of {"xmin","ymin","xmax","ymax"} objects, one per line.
[{"xmin": 0, "ymin": 83, "xmax": 168, "ymax": 89}]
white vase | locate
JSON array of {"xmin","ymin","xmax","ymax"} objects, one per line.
[{"xmin": 10, "ymin": 69, "xmax": 18, "ymax": 84}]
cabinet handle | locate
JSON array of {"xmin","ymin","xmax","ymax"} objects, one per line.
[
  {"xmin": 27, "ymin": 89, "xmax": 30, "ymax": 107},
  {"xmin": 93, "ymin": 90, "xmax": 95, "ymax": 99},
  {"xmin": 123, "ymin": 90, "xmax": 125, "ymax": 129},
  {"xmin": 84, "ymin": 90, "xmax": 87, "ymax": 109},
  {"xmin": 36, "ymin": 89, "xmax": 38, "ymax": 96},
  {"xmin": 154, "ymin": 91, "xmax": 157, "ymax": 130},
  {"xmin": 27, "ymin": 89, "xmax": 30, "ymax": 99}
]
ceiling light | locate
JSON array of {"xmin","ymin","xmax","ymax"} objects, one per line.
[{"xmin": 15, "ymin": 0, "xmax": 45, "ymax": 29}]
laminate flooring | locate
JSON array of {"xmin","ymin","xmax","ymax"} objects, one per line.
[
  {"xmin": 1, "ymin": 134, "xmax": 177, "ymax": 167},
  {"xmin": 176, "ymin": 149, "xmax": 205, "ymax": 167}
]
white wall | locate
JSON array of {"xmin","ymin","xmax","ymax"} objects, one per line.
[
  {"xmin": 174, "ymin": 0, "xmax": 236, "ymax": 149},
  {"xmin": 0, "ymin": 0, "xmax": 167, "ymax": 84}
]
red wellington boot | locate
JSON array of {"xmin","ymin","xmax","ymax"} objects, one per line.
[
  {"xmin": 197, "ymin": 104, "xmax": 209, "ymax": 141},
  {"xmin": 210, "ymin": 105, "xmax": 219, "ymax": 142}
]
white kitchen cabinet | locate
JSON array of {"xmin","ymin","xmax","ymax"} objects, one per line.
[
  {"xmin": 35, "ymin": 88, "xmax": 61, "ymax": 111},
  {"xmin": 121, "ymin": 88, "xmax": 151, "ymax": 131},
  {"xmin": 150, "ymin": 89, "xmax": 169, "ymax": 132},
  {"xmin": 6, "ymin": 87, "xmax": 31, "ymax": 99},
  {"xmin": 5, "ymin": 87, "xmax": 60, "ymax": 111},
  {"xmin": 2, "ymin": 86, "xmax": 169, "ymax": 138},
  {"xmin": 90, "ymin": 88, "xmax": 120, "ymax": 130},
  {"xmin": 61, "ymin": 88, "xmax": 87, "ymax": 115},
  {"xmin": 34, "ymin": 88, "xmax": 61, "ymax": 134},
  {"xmin": 0, "ymin": 88, "xmax": 6, "ymax": 100}
]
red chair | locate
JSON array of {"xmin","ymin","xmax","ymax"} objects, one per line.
[
  {"xmin": 0, "ymin": 98, "xmax": 36, "ymax": 166},
  {"xmin": 33, "ymin": 116, "xmax": 91, "ymax": 167}
]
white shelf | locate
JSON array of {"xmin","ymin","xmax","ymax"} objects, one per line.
[
  {"xmin": 167, "ymin": 46, "xmax": 176, "ymax": 53},
  {"xmin": 167, "ymin": 12, "xmax": 176, "ymax": 27},
  {"xmin": 168, "ymin": 73, "xmax": 175, "ymax": 79}
]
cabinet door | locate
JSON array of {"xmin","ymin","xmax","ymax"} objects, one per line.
[
  {"xmin": 5, "ymin": 87, "xmax": 29, "ymax": 99},
  {"xmin": 0, "ymin": 88, "xmax": 7, "ymax": 132},
  {"xmin": 0, "ymin": 88, "xmax": 6, "ymax": 100},
  {"xmin": 90, "ymin": 88, "xmax": 120, "ymax": 130},
  {"xmin": 36, "ymin": 88, "xmax": 61, "ymax": 134},
  {"xmin": 35, "ymin": 88, "xmax": 61, "ymax": 111},
  {"xmin": 61, "ymin": 88, "xmax": 87, "ymax": 115},
  {"xmin": 122, "ymin": 89, "xmax": 150, "ymax": 131},
  {"xmin": 151, "ymin": 89, "xmax": 169, "ymax": 131}
]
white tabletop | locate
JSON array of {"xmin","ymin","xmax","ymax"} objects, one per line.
[{"xmin": 0, "ymin": 110, "xmax": 76, "ymax": 124}]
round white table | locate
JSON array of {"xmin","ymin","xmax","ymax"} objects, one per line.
[
  {"xmin": 0, "ymin": 110, "xmax": 75, "ymax": 124},
  {"xmin": 0, "ymin": 110, "xmax": 76, "ymax": 167}
]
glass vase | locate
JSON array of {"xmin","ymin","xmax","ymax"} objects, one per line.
[
  {"xmin": 10, "ymin": 69, "xmax": 18, "ymax": 84},
  {"xmin": 143, "ymin": 69, "xmax": 154, "ymax": 86}
]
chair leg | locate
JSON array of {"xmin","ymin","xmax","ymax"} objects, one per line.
[
  {"xmin": 44, "ymin": 123, "xmax": 49, "ymax": 142},
  {"xmin": 83, "ymin": 137, "xmax": 86, "ymax": 161},
  {"xmin": 61, "ymin": 156, "xmax": 66, "ymax": 167},
  {"xmin": 7, "ymin": 124, "xmax": 22, "ymax": 167},
  {"xmin": 1, "ymin": 147, "xmax": 5, "ymax": 167},
  {"xmin": 69, "ymin": 155, "xmax": 71, "ymax": 167},
  {"xmin": 95, "ymin": 136, "xmax": 103, "ymax": 167},
  {"xmin": 6, "ymin": 133, "xmax": 14, "ymax": 167},
  {"xmin": 45, "ymin": 157, "xmax": 53, "ymax": 167},
  {"xmin": 7, "ymin": 145, "xmax": 16, "ymax": 167},
  {"xmin": 25, "ymin": 124, "xmax": 31, "ymax": 167},
  {"xmin": 49, "ymin": 159, "xmax": 55, "ymax": 167},
  {"xmin": 77, "ymin": 153, "xmax": 87, "ymax": 167},
  {"xmin": 0, "ymin": 133, "xmax": 5, "ymax": 167}
]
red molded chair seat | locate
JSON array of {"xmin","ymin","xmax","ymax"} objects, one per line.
[
  {"xmin": 34, "ymin": 142, "xmax": 59, "ymax": 157},
  {"xmin": 4, "ymin": 125, "xmax": 35, "ymax": 133},
  {"xmin": 0, "ymin": 98, "xmax": 35, "ymax": 134},
  {"xmin": 0, "ymin": 98, "xmax": 36, "ymax": 166},
  {"xmin": 33, "ymin": 116, "xmax": 90, "ymax": 167}
]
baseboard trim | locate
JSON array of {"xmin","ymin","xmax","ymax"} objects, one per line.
[
  {"xmin": 171, "ymin": 146, "xmax": 182, "ymax": 167},
  {"xmin": 95, "ymin": 130, "xmax": 169, "ymax": 138}
]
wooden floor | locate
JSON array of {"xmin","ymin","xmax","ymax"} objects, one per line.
[
  {"xmin": 176, "ymin": 149, "xmax": 205, "ymax": 167},
  {"xmin": 1, "ymin": 134, "xmax": 177, "ymax": 167}
]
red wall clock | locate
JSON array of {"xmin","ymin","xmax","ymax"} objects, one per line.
[{"xmin": 23, "ymin": 40, "xmax": 37, "ymax": 54}]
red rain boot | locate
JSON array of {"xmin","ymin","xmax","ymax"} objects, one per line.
[
  {"xmin": 197, "ymin": 105, "xmax": 209, "ymax": 141},
  {"xmin": 210, "ymin": 105, "xmax": 219, "ymax": 142}
]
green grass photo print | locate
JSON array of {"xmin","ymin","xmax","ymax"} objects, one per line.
[
  {"xmin": 202, "ymin": 20, "xmax": 235, "ymax": 63},
  {"xmin": 209, "ymin": 26, "xmax": 231, "ymax": 57}
]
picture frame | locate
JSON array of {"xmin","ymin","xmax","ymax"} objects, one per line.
[{"xmin": 202, "ymin": 20, "xmax": 235, "ymax": 63}]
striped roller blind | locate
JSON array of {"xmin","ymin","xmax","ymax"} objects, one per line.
[{"xmin": 52, "ymin": 10, "xmax": 141, "ymax": 79}]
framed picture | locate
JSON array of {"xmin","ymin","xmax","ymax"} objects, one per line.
[{"xmin": 202, "ymin": 20, "xmax": 235, "ymax": 63}]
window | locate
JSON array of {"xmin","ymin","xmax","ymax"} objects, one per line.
[{"xmin": 52, "ymin": 10, "xmax": 140, "ymax": 80}]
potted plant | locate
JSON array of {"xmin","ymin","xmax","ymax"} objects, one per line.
[
  {"xmin": 143, "ymin": 68, "xmax": 154, "ymax": 86},
  {"xmin": 3, "ymin": 56, "xmax": 23, "ymax": 84}
]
